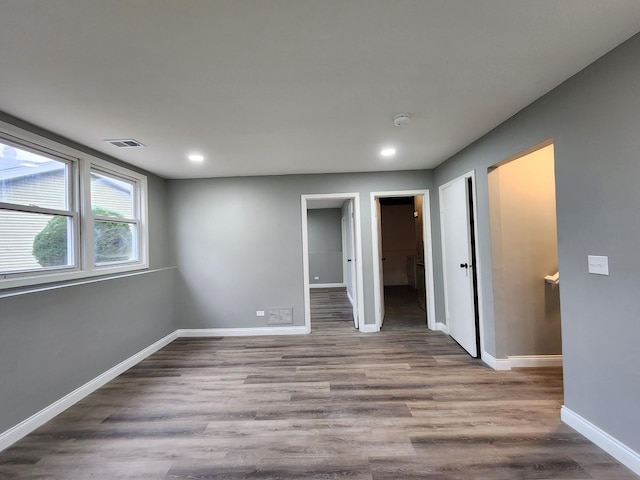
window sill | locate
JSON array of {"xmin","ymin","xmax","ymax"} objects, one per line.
[{"xmin": 0, "ymin": 264, "xmax": 176, "ymax": 299}]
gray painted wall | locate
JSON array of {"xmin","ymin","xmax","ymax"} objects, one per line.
[
  {"xmin": 307, "ymin": 209, "xmax": 343, "ymax": 285},
  {"xmin": 0, "ymin": 113, "xmax": 176, "ymax": 435},
  {"xmin": 168, "ymin": 170, "xmax": 433, "ymax": 328},
  {"xmin": 433, "ymin": 33, "xmax": 640, "ymax": 452}
]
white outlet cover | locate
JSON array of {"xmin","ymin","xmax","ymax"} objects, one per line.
[
  {"xmin": 256, "ymin": 310, "xmax": 265, "ymax": 317},
  {"xmin": 588, "ymin": 255, "xmax": 609, "ymax": 275}
]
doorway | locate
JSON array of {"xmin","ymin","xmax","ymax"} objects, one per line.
[
  {"xmin": 488, "ymin": 141, "xmax": 562, "ymax": 364},
  {"xmin": 301, "ymin": 193, "xmax": 364, "ymax": 333},
  {"xmin": 439, "ymin": 172, "xmax": 482, "ymax": 358},
  {"xmin": 371, "ymin": 190, "xmax": 435, "ymax": 332}
]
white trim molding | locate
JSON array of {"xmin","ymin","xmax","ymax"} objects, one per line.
[
  {"xmin": 482, "ymin": 353, "xmax": 563, "ymax": 370},
  {"xmin": 481, "ymin": 351, "xmax": 511, "ymax": 371},
  {"xmin": 360, "ymin": 323, "xmax": 380, "ymax": 333},
  {"xmin": 434, "ymin": 322, "xmax": 449, "ymax": 333},
  {"xmin": 176, "ymin": 327, "xmax": 308, "ymax": 337},
  {"xmin": 309, "ymin": 283, "xmax": 346, "ymax": 289},
  {"xmin": 370, "ymin": 189, "xmax": 436, "ymax": 332},
  {"xmin": 561, "ymin": 406, "xmax": 640, "ymax": 476},
  {"xmin": 509, "ymin": 354, "xmax": 562, "ymax": 368},
  {"xmin": 301, "ymin": 193, "xmax": 365, "ymax": 333},
  {"xmin": 0, "ymin": 331, "xmax": 178, "ymax": 453}
]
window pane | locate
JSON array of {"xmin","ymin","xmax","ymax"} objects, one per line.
[
  {"xmin": 91, "ymin": 171, "xmax": 133, "ymax": 219},
  {"xmin": 94, "ymin": 220, "xmax": 135, "ymax": 264},
  {"xmin": 0, "ymin": 209, "xmax": 73, "ymax": 273},
  {"xmin": 0, "ymin": 142, "xmax": 68, "ymax": 210}
]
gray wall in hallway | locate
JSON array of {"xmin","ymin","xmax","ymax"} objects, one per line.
[
  {"xmin": 0, "ymin": 112, "xmax": 177, "ymax": 435},
  {"xmin": 168, "ymin": 170, "xmax": 433, "ymax": 329},
  {"xmin": 307, "ymin": 209, "xmax": 343, "ymax": 285},
  {"xmin": 432, "ymin": 33, "xmax": 640, "ymax": 453}
]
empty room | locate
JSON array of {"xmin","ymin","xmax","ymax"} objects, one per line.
[{"xmin": 1, "ymin": 1, "xmax": 640, "ymax": 479}]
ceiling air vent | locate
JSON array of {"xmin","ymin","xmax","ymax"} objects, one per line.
[{"xmin": 104, "ymin": 138, "xmax": 145, "ymax": 148}]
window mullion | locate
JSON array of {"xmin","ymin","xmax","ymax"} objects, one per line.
[
  {"xmin": 0, "ymin": 202, "xmax": 74, "ymax": 217},
  {"xmin": 79, "ymin": 157, "xmax": 93, "ymax": 272},
  {"xmin": 92, "ymin": 215, "xmax": 137, "ymax": 224}
]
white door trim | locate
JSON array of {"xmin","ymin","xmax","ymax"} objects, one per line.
[
  {"xmin": 301, "ymin": 193, "xmax": 365, "ymax": 332},
  {"xmin": 438, "ymin": 171, "xmax": 486, "ymax": 358},
  {"xmin": 370, "ymin": 190, "xmax": 435, "ymax": 332}
]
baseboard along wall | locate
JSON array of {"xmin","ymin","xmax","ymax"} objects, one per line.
[
  {"xmin": 482, "ymin": 353, "xmax": 562, "ymax": 371},
  {"xmin": 4, "ymin": 330, "xmax": 636, "ymax": 479},
  {"xmin": 0, "ymin": 331, "xmax": 178, "ymax": 452},
  {"xmin": 309, "ymin": 283, "xmax": 347, "ymax": 289},
  {"xmin": 561, "ymin": 406, "xmax": 640, "ymax": 476}
]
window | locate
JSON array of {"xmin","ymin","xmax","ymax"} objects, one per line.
[
  {"xmin": 90, "ymin": 167, "xmax": 140, "ymax": 266},
  {"xmin": 0, "ymin": 125, "xmax": 148, "ymax": 289}
]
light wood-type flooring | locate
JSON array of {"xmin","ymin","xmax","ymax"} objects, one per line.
[{"xmin": 0, "ymin": 288, "xmax": 636, "ymax": 479}]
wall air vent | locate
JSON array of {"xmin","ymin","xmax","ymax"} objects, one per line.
[{"xmin": 104, "ymin": 139, "xmax": 145, "ymax": 148}]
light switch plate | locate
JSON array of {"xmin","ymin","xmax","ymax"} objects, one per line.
[{"xmin": 588, "ymin": 255, "xmax": 609, "ymax": 275}]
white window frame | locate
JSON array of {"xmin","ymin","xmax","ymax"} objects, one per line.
[
  {"xmin": 0, "ymin": 121, "xmax": 149, "ymax": 290},
  {"xmin": 84, "ymin": 160, "xmax": 148, "ymax": 271}
]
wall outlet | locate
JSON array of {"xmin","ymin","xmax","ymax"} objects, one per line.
[
  {"xmin": 256, "ymin": 310, "xmax": 265, "ymax": 317},
  {"xmin": 314, "ymin": 276, "xmax": 319, "ymax": 280}
]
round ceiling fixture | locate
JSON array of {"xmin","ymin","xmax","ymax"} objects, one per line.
[{"xmin": 393, "ymin": 113, "xmax": 411, "ymax": 127}]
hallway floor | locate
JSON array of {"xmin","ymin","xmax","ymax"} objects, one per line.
[{"xmin": 381, "ymin": 285, "xmax": 428, "ymax": 331}]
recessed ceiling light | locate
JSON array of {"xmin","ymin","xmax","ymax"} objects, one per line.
[
  {"xmin": 188, "ymin": 153, "xmax": 204, "ymax": 163},
  {"xmin": 380, "ymin": 147, "xmax": 396, "ymax": 158}
]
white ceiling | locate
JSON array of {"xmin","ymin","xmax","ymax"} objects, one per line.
[{"xmin": 1, "ymin": 1, "xmax": 639, "ymax": 180}]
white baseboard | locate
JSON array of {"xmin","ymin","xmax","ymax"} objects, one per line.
[
  {"xmin": 434, "ymin": 322, "xmax": 448, "ymax": 333},
  {"xmin": 562, "ymin": 406, "xmax": 640, "ymax": 476},
  {"xmin": 481, "ymin": 353, "xmax": 563, "ymax": 371},
  {"xmin": 509, "ymin": 354, "xmax": 562, "ymax": 368},
  {"xmin": 177, "ymin": 326, "xmax": 308, "ymax": 337},
  {"xmin": 360, "ymin": 323, "xmax": 379, "ymax": 333},
  {"xmin": 309, "ymin": 283, "xmax": 346, "ymax": 289},
  {"xmin": 0, "ymin": 326, "xmax": 311, "ymax": 453},
  {"xmin": 482, "ymin": 351, "xmax": 511, "ymax": 371},
  {"xmin": 0, "ymin": 331, "xmax": 178, "ymax": 453}
]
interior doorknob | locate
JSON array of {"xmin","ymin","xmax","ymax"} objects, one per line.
[{"xmin": 460, "ymin": 263, "xmax": 469, "ymax": 268}]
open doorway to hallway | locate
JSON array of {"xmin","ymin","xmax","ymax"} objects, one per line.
[
  {"xmin": 301, "ymin": 193, "xmax": 365, "ymax": 333},
  {"xmin": 488, "ymin": 140, "xmax": 562, "ymax": 368},
  {"xmin": 371, "ymin": 190, "xmax": 435, "ymax": 332},
  {"xmin": 379, "ymin": 196, "xmax": 426, "ymax": 330}
]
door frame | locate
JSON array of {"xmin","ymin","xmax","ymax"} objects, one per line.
[
  {"xmin": 438, "ymin": 171, "xmax": 485, "ymax": 357},
  {"xmin": 370, "ymin": 190, "xmax": 436, "ymax": 332},
  {"xmin": 301, "ymin": 193, "xmax": 365, "ymax": 333}
]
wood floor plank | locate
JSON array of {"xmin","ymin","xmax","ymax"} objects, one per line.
[{"xmin": 0, "ymin": 287, "xmax": 636, "ymax": 479}]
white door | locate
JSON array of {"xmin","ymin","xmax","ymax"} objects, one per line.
[
  {"xmin": 376, "ymin": 198, "xmax": 385, "ymax": 327},
  {"xmin": 345, "ymin": 200, "xmax": 358, "ymax": 328},
  {"xmin": 349, "ymin": 202, "xmax": 358, "ymax": 328},
  {"xmin": 440, "ymin": 175, "xmax": 478, "ymax": 357}
]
